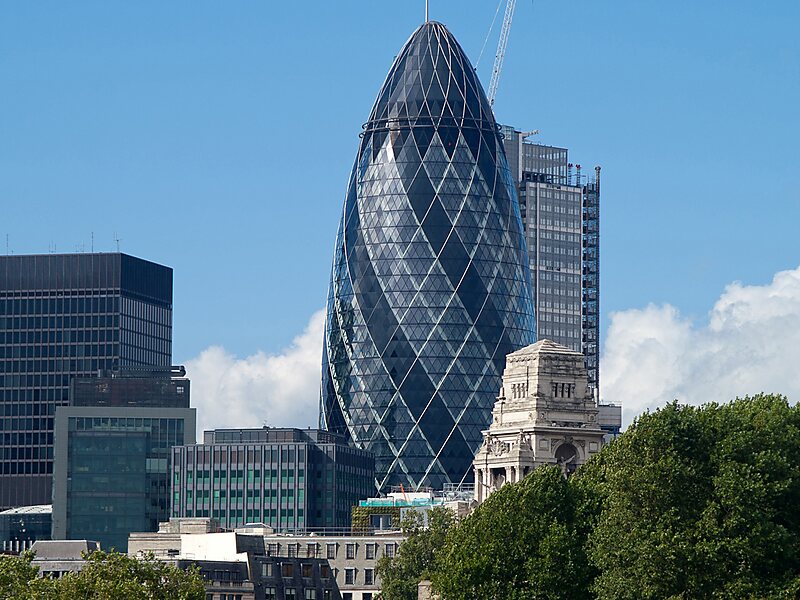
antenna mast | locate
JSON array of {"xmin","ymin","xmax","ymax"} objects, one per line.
[
  {"xmin": 487, "ymin": 0, "xmax": 517, "ymax": 108},
  {"xmin": 425, "ymin": 0, "xmax": 429, "ymax": 22}
]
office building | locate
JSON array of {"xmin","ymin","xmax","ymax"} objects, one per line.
[
  {"xmin": 0, "ymin": 504, "xmax": 51, "ymax": 553},
  {"xmin": 129, "ymin": 518, "xmax": 404, "ymax": 600},
  {"xmin": 0, "ymin": 252, "xmax": 172, "ymax": 509},
  {"xmin": 170, "ymin": 428, "xmax": 374, "ymax": 531},
  {"xmin": 500, "ymin": 128, "xmax": 601, "ymax": 396},
  {"xmin": 51, "ymin": 368, "xmax": 195, "ymax": 552},
  {"xmin": 321, "ymin": 21, "xmax": 536, "ymax": 493}
]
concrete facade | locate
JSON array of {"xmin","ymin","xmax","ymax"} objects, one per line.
[
  {"xmin": 473, "ymin": 339, "xmax": 607, "ymax": 503},
  {"xmin": 129, "ymin": 518, "xmax": 404, "ymax": 600},
  {"xmin": 29, "ymin": 540, "xmax": 99, "ymax": 578}
]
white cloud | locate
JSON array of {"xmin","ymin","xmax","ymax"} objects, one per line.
[
  {"xmin": 601, "ymin": 266, "xmax": 800, "ymax": 427},
  {"xmin": 185, "ymin": 309, "xmax": 325, "ymax": 440}
]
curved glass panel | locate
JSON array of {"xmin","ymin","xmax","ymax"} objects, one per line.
[{"xmin": 321, "ymin": 22, "xmax": 535, "ymax": 492}]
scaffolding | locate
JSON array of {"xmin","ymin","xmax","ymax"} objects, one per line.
[{"xmin": 581, "ymin": 167, "xmax": 601, "ymax": 399}]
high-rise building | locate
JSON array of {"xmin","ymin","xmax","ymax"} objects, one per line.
[
  {"xmin": 500, "ymin": 128, "xmax": 600, "ymax": 396},
  {"xmin": 170, "ymin": 428, "xmax": 375, "ymax": 531},
  {"xmin": 0, "ymin": 252, "xmax": 172, "ymax": 509},
  {"xmin": 321, "ymin": 21, "xmax": 536, "ymax": 492},
  {"xmin": 51, "ymin": 368, "xmax": 195, "ymax": 552}
]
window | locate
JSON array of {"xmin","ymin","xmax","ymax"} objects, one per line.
[
  {"xmin": 326, "ymin": 543, "xmax": 336, "ymax": 559},
  {"xmin": 262, "ymin": 563, "xmax": 273, "ymax": 577},
  {"xmin": 365, "ymin": 543, "xmax": 375, "ymax": 560},
  {"xmin": 345, "ymin": 568, "xmax": 355, "ymax": 585},
  {"xmin": 267, "ymin": 543, "xmax": 279, "ymax": 556},
  {"xmin": 301, "ymin": 563, "xmax": 313, "ymax": 578},
  {"xmin": 384, "ymin": 543, "xmax": 396, "ymax": 558},
  {"xmin": 285, "ymin": 589, "xmax": 296, "ymax": 600},
  {"xmin": 306, "ymin": 543, "xmax": 318, "ymax": 558},
  {"xmin": 281, "ymin": 563, "xmax": 294, "ymax": 577},
  {"xmin": 305, "ymin": 591, "xmax": 316, "ymax": 600},
  {"xmin": 370, "ymin": 514, "xmax": 393, "ymax": 530},
  {"xmin": 363, "ymin": 595, "xmax": 373, "ymax": 600},
  {"xmin": 343, "ymin": 594, "xmax": 353, "ymax": 600},
  {"xmin": 323, "ymin": 591, "xmax": 332, "ymax": 600},
  {"xmin": 346, "ymin": 543, "xmax": 356, "ymax": 559},
  {"xmin": 320, "ymin": 564, "xmax": 330, "ymax": 579},
  {"xmin": 364, "ymin": 569, "xmax": 374, "ymax": 585},
  {"xmin": 265, "ymin": 588, "xmax": 277, "ymax": 600},
  {"xmin": 288, "ymin": 543, "xmax": 299, "ymax": 557}
]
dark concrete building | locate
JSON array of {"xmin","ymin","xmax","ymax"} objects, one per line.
[
  {"xmin": 170, "ymin": 428, "xmax": 375, "ymax": 531},
  {"xmin": 0, "ymin": 252, "xmax": 172, "ymax": 509},
  {"xmin": 51, "ymin": 369, "xmax": 195, "ymax": 552}
]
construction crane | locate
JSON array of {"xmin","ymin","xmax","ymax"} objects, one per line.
[{"xmin": 487, "ymin": 0, "xmax": 517, "ymax": 108}]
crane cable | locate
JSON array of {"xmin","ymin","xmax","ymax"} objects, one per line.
[{"xmin": 476, "ymin": 0, "xmax": 505, "ymax": 68}]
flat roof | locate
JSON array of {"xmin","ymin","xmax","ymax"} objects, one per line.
[{"xmin": 0, "ymin": 504, "xmax": 52, "ymax": 515}]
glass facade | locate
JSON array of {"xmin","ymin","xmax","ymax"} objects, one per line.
[
  {"xmin": 0, "ymin": 252, "xmax": 172, "ymax": 509},
  {"xmin": 321, "ymin": 22, "xmax": 535, "ymax": 492},
  {"xmin": 500, "ymin": 127, "xmax": 601, "ymax": 396},
  {"xmin": 52, "ymin": 406, "xmax": 194, "ymax": 552},
  {"xmin": 0, "ymin": 505, "xmax": 51, "ymax": 553},
  {"xmin": 171, "ymin": 428, "xmax": 374, "ymax": 531}
]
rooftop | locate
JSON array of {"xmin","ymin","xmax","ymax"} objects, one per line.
[
  {"xmin": 508, "ymin": 338, "xmax": 583, "ymax": 358},
  {"xmin": 30, "ymin": 540, "xmax": 99, "ymax": 560},
  {"xmin": 202, "ymin": 427, "xmax": 348, "ymax": 445},
  {"xmin": 0, "ymin": 504, "xmax": 52, "ymax": 516}
]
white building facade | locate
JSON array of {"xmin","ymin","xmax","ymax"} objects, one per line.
[{"xmin": 473, "ymin": 340, "xmax": 607, "ymax": 503}]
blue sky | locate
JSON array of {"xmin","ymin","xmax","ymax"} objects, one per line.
[{"xmin": 2, "ymin": 0, "xmax": 798, "ymax": 368}]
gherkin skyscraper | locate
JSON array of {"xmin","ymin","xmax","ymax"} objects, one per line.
[{"xmin": 321, "ymin": 21, "xmax": 535, "ymax": 492}]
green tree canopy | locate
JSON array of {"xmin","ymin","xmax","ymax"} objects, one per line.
[
  {"xmin": 0, "ymin": 551, "xmax": 49, "ymax": 599},
  {"xmin": 582, "ymin": 394, "xmax": 800, "ymax": 599},
  {"xmin": 433, "ymin": 466, "xmax": 593, "ymax": 600},
  {"xmin": 0, "ymin": 549, "xmax": 206, "ymax": 600}
]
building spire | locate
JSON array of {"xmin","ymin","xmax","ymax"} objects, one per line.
[{"xmin": 425, "ymin": 0, "xmax": 429, "ymax": 22}]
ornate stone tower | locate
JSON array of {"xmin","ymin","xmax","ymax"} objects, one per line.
[{"xmin": 473, "ymin": 339, "xmax": 606, "ymax": 503}]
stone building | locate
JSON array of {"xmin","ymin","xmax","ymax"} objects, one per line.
[
  {"xmin": 129, "ymin": 518, "xmax": 404, "ymax": 600},
  {"xmin": 473, "ymin": 340, "xmax": 607, "ymax": 503}
]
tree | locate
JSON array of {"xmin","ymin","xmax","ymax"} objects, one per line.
[
  {"xmin": 0, "ymin": 550, "xmax": 206, "ymax": 600},
  {"xmin": 582, "ymin": 394, "xmax": 800, "ymax": 599},
  {"xmin": 376, "ymin": 506, "xmax": 457, "ymax": 600},
  {"xmin": 432, "ymin": 466, "xmax": 593, "ymax": 600},
  {"xmin": 0, "ymin": 551, "xmax": 53, "ymax": 599},
  {"xmin": 56, "ymin": 551, "xmax": 206, "ymax": 600}
]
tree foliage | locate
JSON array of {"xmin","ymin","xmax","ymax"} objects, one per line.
[
  {"xmin": 432, "ymin": 466, "xmax": 593, "ymax": 600},
  {"xmin": 0, "ymin": 549, "xmax": 206, "ymax": 600},
  {"xmin": 582, "ymin": 394, "xmax": 800, "ymax": 599},
  {"xmin": 375, "ymin": 394, "xmax": 800, "ymax": 599},
  {"xmin": 376, "ymin": 506, "xmax": 457, "ymax": 600}
]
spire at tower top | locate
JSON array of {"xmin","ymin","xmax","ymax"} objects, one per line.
[{"xmin": 425, "ymin": 0, "xmax": 429, "ymax": 22}]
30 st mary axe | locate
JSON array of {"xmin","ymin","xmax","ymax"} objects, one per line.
[{"xmin": 321, "ymin": 21, "xmax": 536, "ymax": 492}]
